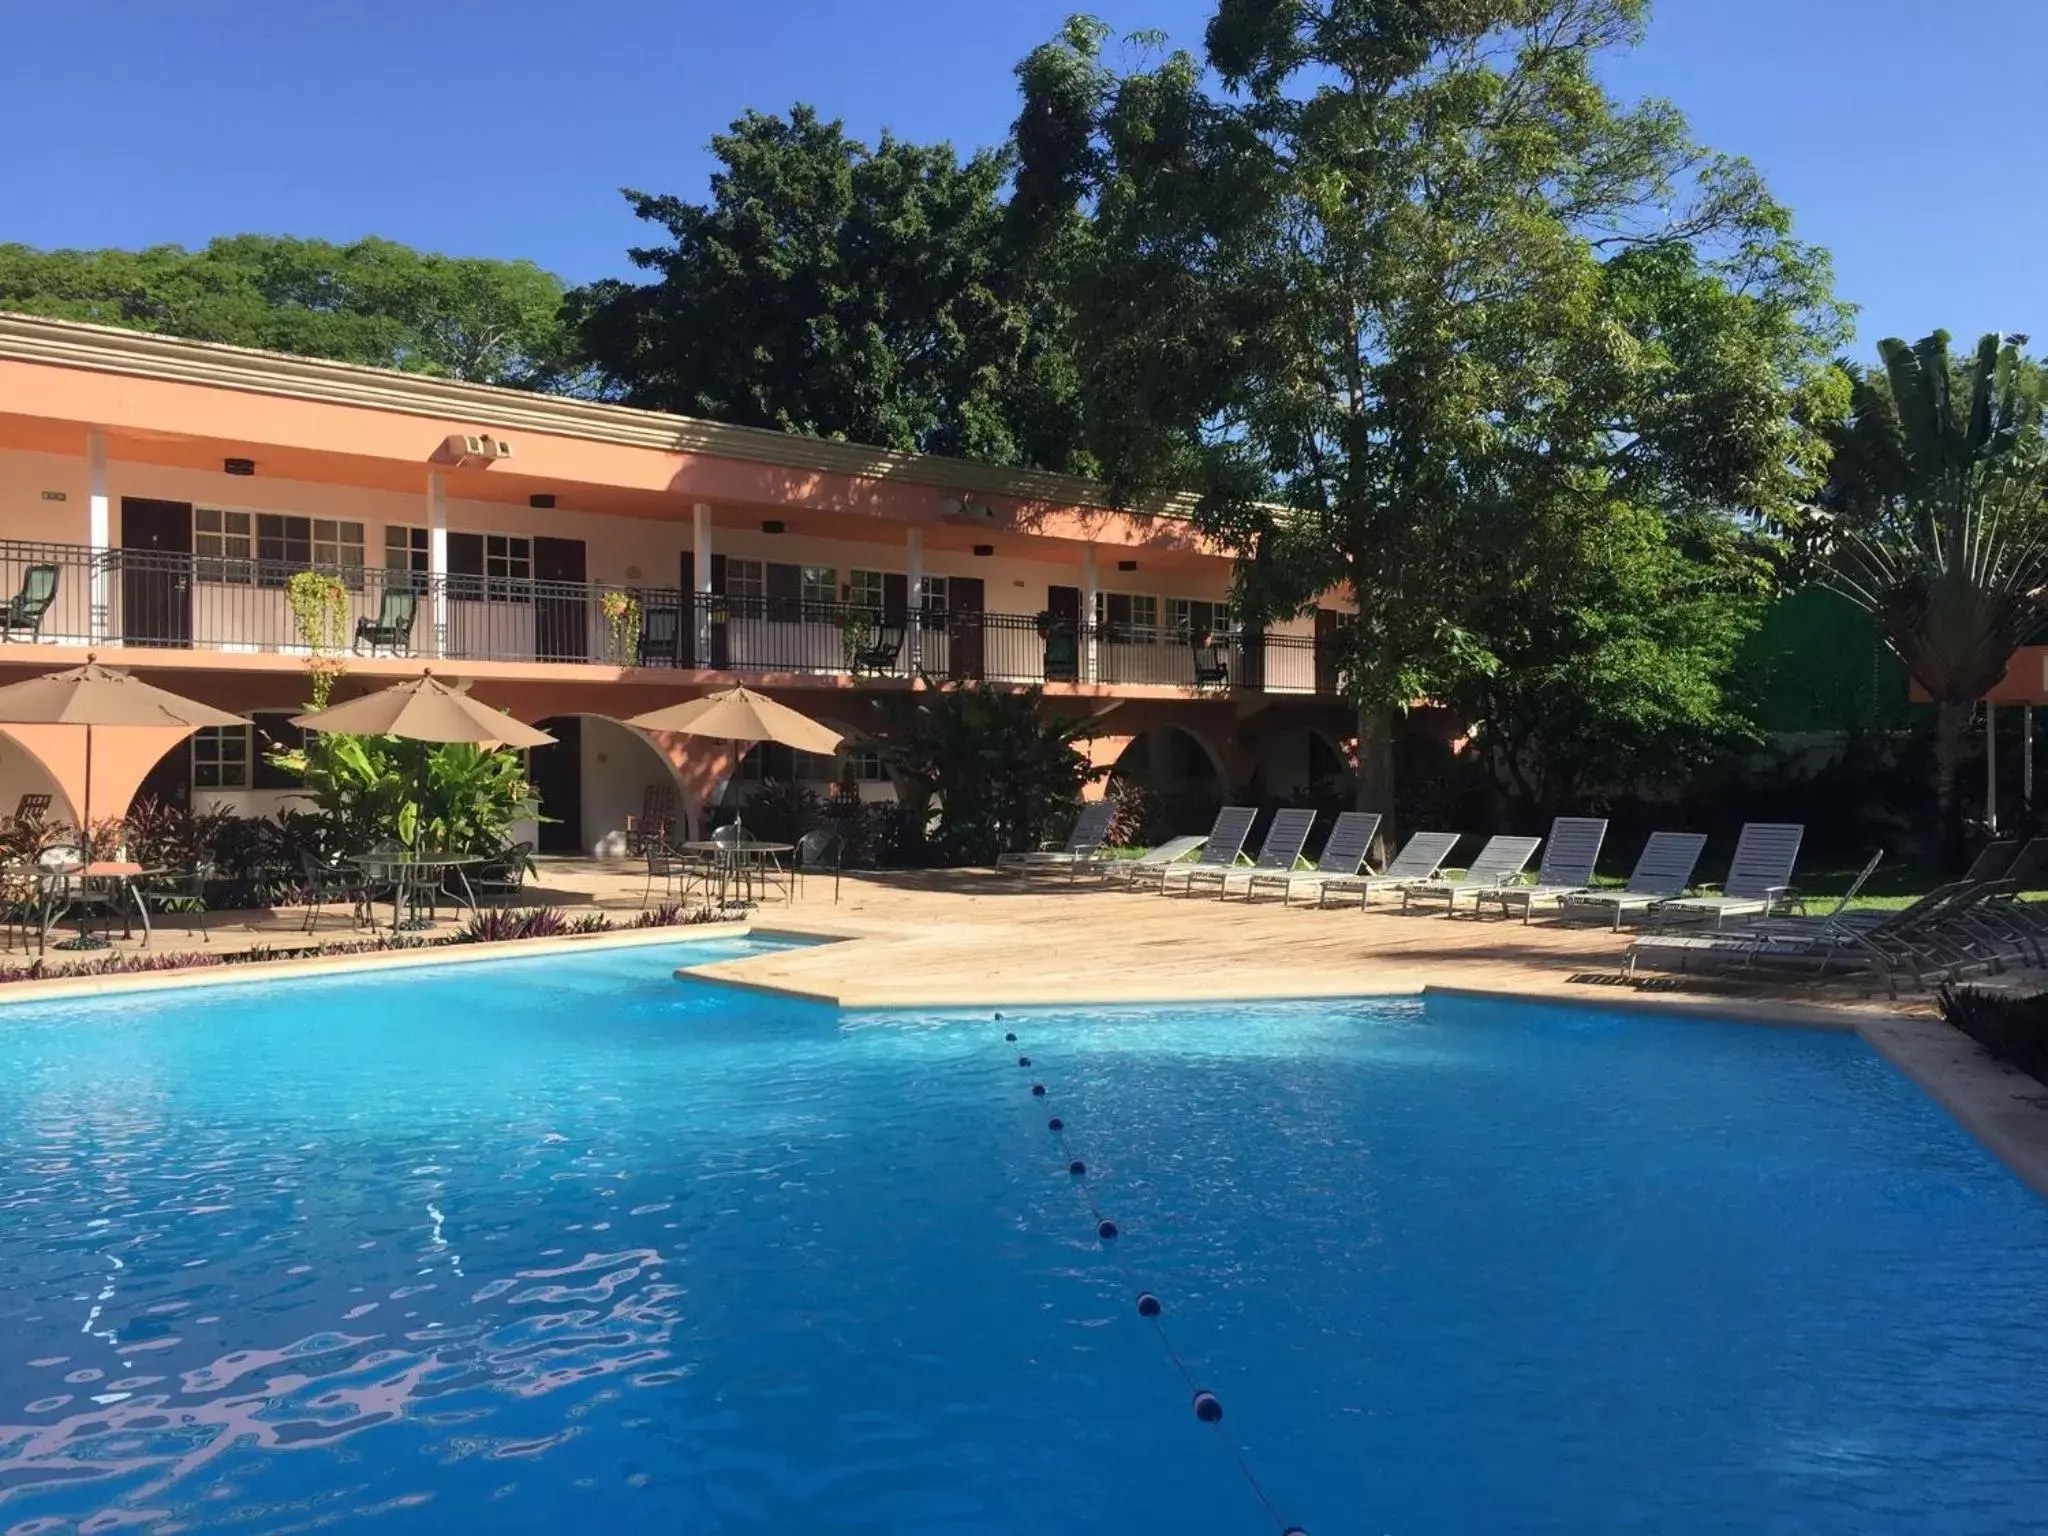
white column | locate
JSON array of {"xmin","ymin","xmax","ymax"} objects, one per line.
[
  {"xmin": 692, "ymin": 502, "xmax": 713, "ymax": 667},
  {"xmin": 2026, "ymin": 704, "xmax": 2036, "ymax": 818},
  {"xmin": 87, "ymin": 430, "xmax": 110, "ymax": 644},
  {"xmin": 427, "ymin": 471, "xmax": 448, "ymax": 659},
  {"xmin": 1081, "ymin": 545, "xmax": 1100, "ymax": 684},
  {"xmin": 1986, "ymin": 701, "xmax": 1998, "ymax": 835},
  {"xmin": 905, "ymin": 525, "xmax": 925, "ymax": 673}
]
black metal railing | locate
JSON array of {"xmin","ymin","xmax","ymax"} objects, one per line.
[{"xmin": 0, "ymin": 540, "xmax": 1339, "ymax": 694}]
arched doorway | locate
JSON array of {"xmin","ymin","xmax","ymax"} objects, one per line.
[
  {"xmin": 530, "ymin": 715, "xmax": 690, "ymax": 856},
  {"xmin": 1108, "ymin": 725, "xmax": 1227, "ymax": 839},
  {"xmin": 1255, "ymin": 725, "xmax": 1355, "ymax": 805}
]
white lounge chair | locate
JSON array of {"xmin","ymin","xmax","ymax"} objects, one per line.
[
  {"xmin": 1243, "ymin": 811, "xmax": 1382, "ymax": 904},
  {"xmin": 1183, "ymin": 808, "xmax": 1318, "ymax": 898},
  {"xmin": 1654, "ymin": 822, "xmax": 1805, "ymax": 930},
  {"xmin": 998, "ymin": 800, "xmax": 1118, "ymax": 878},
  {"xmin": 1401, "ymin": 833, "xmax": 1543, "ymax": 914},
  {"xmin": 1316, "ymin": 831, "xmax": 1461, "ymax": 907},
  {"xmin": 1154, "ymin": 807, "xmax": 1261, "ymax": 894},
  {"xmin": 1470, "ymin": 817, "xmax": 1609, "ymax": 923},
  {"xmin": 1093, "ymin": 834, "xmax": 1207, "ymax": 887},
  {"xmin": 1557, "ymin": 831, "xmax": 1707, "ymax": 930}
]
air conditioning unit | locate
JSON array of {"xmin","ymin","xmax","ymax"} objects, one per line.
[{"xmin": 435, "ymin": 433, "xmax": 515, "ymax": 468}]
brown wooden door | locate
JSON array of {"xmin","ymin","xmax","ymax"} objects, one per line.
[
  {"xmin": 533, "ymin": 537, "xmax": 587, "ymax": 661},
  {"xmin": 531, "ymin": 715, "xmax": 582, "ymax": 852},
  {"xmin": 949, "ymin": 576, "xmax": 984, "ymax": 681},
  {"xmin": 120, "ymin": 498, "xmax": 193, "ymax": 647}
]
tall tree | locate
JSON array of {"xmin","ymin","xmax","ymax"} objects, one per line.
[
  {"xmin": 0, "ymin": 235, "xmax": 581, "ymax": 389},
  {"xmin": 1012, "ymin": 4, "xmax": 1846, "ymax": 827},
  {"xmin": 570, "ymin": 107, "xmax": 1091, "ymax": 471},
  {"xmin": 1819, "ymin": 331, "xmax": 2048, "ymax": 865}
]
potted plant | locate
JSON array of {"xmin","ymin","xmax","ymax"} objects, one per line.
[{"xmin": 601, "ymin": 589, "xmax": 642, "ymax": 665}]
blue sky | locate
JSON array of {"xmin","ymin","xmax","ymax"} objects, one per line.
[{"xmin": 2, "ymin": 0, "xmax": 2041, "ymax": 353}]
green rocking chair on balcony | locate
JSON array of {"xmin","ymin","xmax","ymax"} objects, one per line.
[
  {"xmin": 0, "ymin": 564, "xmax": 59, "ymax": 642},
  {"xmin": 353, "ymin": 588, "xmax": 418, "ymax": 656}
]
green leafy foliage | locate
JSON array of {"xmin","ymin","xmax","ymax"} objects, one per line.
[
  {"xmin": 867, "ymin": 682, "xmax": 1102, "ymax": 864},
  {"xmin": 1453, "ymin": 501, "xmax": 1770, "ymax": 816},
  {"xmin": 278, "ymin": 735, "xmax": 538, "ymax": 856},
  {"xmin": 0, "ymin": 234, "xmax": 583, "ymax": 389},
  {"xmin": 1012, "ymin": 3, "xmax": 1847, "ymax": 826},
  {"xmin": 1818, "ymin": 330, "xmax": 2048, "ymax": 864},
  {"xmin": 570, "ymin": 107, "xmax": 1090, "ymax": 470}
]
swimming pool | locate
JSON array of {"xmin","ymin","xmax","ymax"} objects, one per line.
[{"xmin": 2, "ymin": 942, "xmax": 2046, "ymax": 1533}]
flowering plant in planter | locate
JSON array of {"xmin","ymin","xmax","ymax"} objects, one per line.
[{"xmin": 600, "ymin": 590, "xmax": 642, "ymax": 664}]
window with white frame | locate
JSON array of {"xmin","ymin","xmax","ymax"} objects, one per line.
[
  {"xmin": 485, "ymin": 534, "xmax": 530, "ymax": 594},
  {"xmin": 801, "ymin": 565, "xmax": 837, "ymax": 611},
  {"xmin": 385, "ymin": 526, "xmax": 430, "ymax": 591},
  {"xmin": 847, "ymin": 569, "xmax": 887, "ymax": 611},
  {"xmin": 793, "ymin": 745, "xmax": 888, "ymax": 783},
  {"xmin": 1166, "ymin": 597, "xmax": 1233, "ymax": 640},
  {"xmin": 1097, "ymin": 592, "xmax": 1161, "ymax": 642},
  {"xmin": 247, "ymin": 515, "xmax": 365, "ymax": 589},
  {"xmin": 191, "ymin": 724, "xmax": 250, "ymax": 790},
  {"xmin": 194, "ymin": 508, "xmax": 254, "ymax": 583},
  {"xmin": 724, "ymin": 558, "xmax": 765, "ymax": 605}
]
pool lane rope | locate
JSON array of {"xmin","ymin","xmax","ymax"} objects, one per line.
[{"xmin": 1000, "ymin": 1017, "xmax": 1309, "ymax": 1536}]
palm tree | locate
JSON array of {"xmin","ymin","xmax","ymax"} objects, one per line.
[{"xmin": 1821, "ymin": 331, "xmax": 2048, "ymax": 866}]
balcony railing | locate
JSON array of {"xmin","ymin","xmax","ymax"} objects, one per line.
[{"xmin": 0, "ymin": 540, "xmax": 1341, "ymax": 695}]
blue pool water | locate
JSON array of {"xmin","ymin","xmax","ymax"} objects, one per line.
[{"xmin": 2, "ymin": 946, "xmax": 2047, "ymax": 1534}]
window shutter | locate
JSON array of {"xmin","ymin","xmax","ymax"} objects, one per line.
[
  {"xmin": 447, "ymin": 533, "xmax": 484, "ymax": 577},
  {"xmin": 882, "ymin": 572, "xmax": 908, "ymax": 625},
  {"xmin": 766, "ymin": 562, "xmax": 802, "ymax": 619},
  {"xmin": 710, "ymin": 553, "xmax": 727, "ymax": 594}
]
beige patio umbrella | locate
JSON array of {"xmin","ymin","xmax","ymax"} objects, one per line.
[
  {"xmin": 624, "ymin": 684, "xmax": 843, "ymax": 755},
  {"xmin": 0, "ymin": 657, "xmax": 245, "ymax": 836},
  {"xmin": 291, "ymin": 672, "xmax": 557, "ymax": 749},
  {"xmin": 626, "ymin": 684, "xmax": 844, "ymax": 852}
]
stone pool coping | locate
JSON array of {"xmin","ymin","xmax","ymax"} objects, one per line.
[{"xmin": 0, "ymin": 919, "xmax": 769, "ymax": 1005}]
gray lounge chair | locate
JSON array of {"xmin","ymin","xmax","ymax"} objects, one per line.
[
  {"xmin": 1722, "ymin": 848, "xmax": 1883, "ymax": 939},
  {"xmin": 1243, "ymin": 811, "xmax": 1382, "ymax": 904},
  {"xmin": 998, "ymin": 800, "xmax": 1118, "ymax": 877},
  {"xmin": 1150, "ymin": 807, "xmax": 1260, "ymax": 895},
  {"xmin": 1557, "ymin": 831, "xmax": 1707, "ymax": 930},
  {"xmin": 1095, "ymin": 834, "xmax": 1208, "ymax": 887},
  {"xmin": 1401, "ymin": 833, "xmax": 1543, "ymax": 914},
  {"xmin": 1654, "ymin": 822, "xmax": 1805, "ymax": 930},
  {"xmin": 1625, "ymin": 872, "xmax": 2014, "ymax": 998},
  {"xmin": 1316, "ymin": 831, "xmax": 1461, "ymax": 907},
  {"xmin": 1182, "ymin": 808, "xmax": 1318, "ymax": 898},
  {"xmin": 1471, "ymin": 817, "xmax": 1609, "ymax": 923}
]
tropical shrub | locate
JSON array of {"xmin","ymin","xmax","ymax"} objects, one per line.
[
  {"xmin": 1938, "ymin": 986, "xmax": 2048, "ymax": 1088},
  {"xmin": 284, "ymin": 735, "xmax": 537, "ymax": 855},
  {"xmin": 867, "ymin": 681, "xmax": 1102, "ymax": 864},
  {"xmin": 740, "ymin": 778, "xmax": 825, "ymax": 845}
]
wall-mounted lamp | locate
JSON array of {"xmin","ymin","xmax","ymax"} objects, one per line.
[
  {"xmin": 224, "ymin": 458, "xmax": 255, "ymax": 477},
  {"xmin": 762, "ymin": 519, "xmax": 786, "ymax": 534},
  {"xmin": 1117, "ymin": 559, "xmax": 1138, "ymax": 572},
  {"xmin": 529, "ymin": 493, "xmax": 556, "ymax": 509},
  {"xmin": 972, "ymin": 543, "xmax": 995, "ymax": 557}
]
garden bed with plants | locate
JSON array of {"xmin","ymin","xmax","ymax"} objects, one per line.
[
  {"xmin": 1938, "ymin": 986, "xmax": 2048, "ymax": 1089},
  {"xmin": 0, "ymin": 903, "xmax": 729, "ymax": 988}
]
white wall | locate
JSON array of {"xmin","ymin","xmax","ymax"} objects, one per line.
[{"xmin": 578, "ymin": 715, "xmax": 676, "ymax": 857}]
